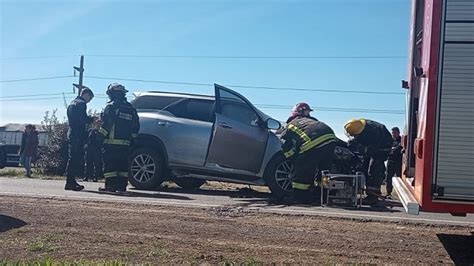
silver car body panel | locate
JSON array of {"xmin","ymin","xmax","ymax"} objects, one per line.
[
  {"xmin": 135, "ymin": 85, "xmax": 284, "ymax": 184},
  {"xmin": 138, "ymin": 112, "xmax": 213, "ymax": 167}
]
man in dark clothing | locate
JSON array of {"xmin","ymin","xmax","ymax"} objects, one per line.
[
  {"xmin": 65, "ymin": 88, "xmax": 94, "ymax": 191},
  {"xmin": 385, "ymin": 127, "xmax": 403, "ymax": 197},
  {"xmin": 281, "ymin": 103, "xmax": 336, "ymax": 204},
  {"xmin": 98, "ymin": 83, "xmax": 140, "ymax": 192},
  {"xmin": 84, "ymin": 118, "xmax": 103, "ymax": 182},
  {"xmin": 19, "ymin": 124, "xmax": 39, "ymax": 177},
  {"xmin": 344, "ymin": 119, "xmax": 392, "ymax": 204}
]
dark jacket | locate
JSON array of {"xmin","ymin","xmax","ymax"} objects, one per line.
[
  {"xmin": 67, "ymin": 96, "xmax": 93, "ymax": 139},
  {"xmin": 20, "ymin": 131, "xmax": 39, "ymax": 157},
  {"xmin": 388, "ymin": 135, "xmax": 402, "ymax": 163},
  {"xmin": 86, "ymin": 128, "xmax": 103, "ymax": 151},
  {"xmin": 352, "ymin": 120, "xmax": 392, "ymax": 157},
  {"xmin": 99, "ymin": 98, "xmax": 140, "ymax": 146},
  {"xmin": 281, "ymin": 116, "xmax": 335, "ymax": 158}
]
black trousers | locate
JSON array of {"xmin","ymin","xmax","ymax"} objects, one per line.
[
  {"xmin": 366, "ymin": 155, "xmax": 387, "ymax": 192},
  {"xmin": 85, "ymin": 147, "xmax": 103, "ymax": 179},
  {"xmin": 386, "ymin": 160, "xmax": 402, "ymax": 193},
  {"xmin": 103, "ymin": 145, "xmax": 129, "ymax": 189},
  {"xmin": 292, "ymin": 142, "xmax": 336, "ymax": 189},
  {"xmin": 65, "ymin": 136, "xmax": 85, "ymax": 183}
]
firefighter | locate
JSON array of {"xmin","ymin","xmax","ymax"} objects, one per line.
[
  {"xmin": 65, "ymin": 87, "xmax": 95, "ymax": 191},
  {"xmin": 281, "ymin": 103, "xmax": 336, "ymax": 204},
  {"xmin": 385, "ymin": 126, "xmax": 403, "ymax": 197},
  {"xmin": 98, "ymin": 83, "xmax": 140, "ymax": 192},
  {"xmin": 344, "ymin": 119, "xmax": 392, "ymax": 204},
  {"xmin": 84, "ymin": 118, "xmax": 103, "ymax": 182}
]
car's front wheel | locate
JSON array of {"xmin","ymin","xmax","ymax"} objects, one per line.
[
  {"xmin": 264, "ymin": 154, "xmax": 295, "ymax": 199},
  {"xmin": 129, "ymin": 148, "xmax": 165, "ymax": 190}
]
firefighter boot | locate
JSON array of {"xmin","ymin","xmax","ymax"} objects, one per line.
[
  {"xmin": 65, "ymin": 177, "xmax": 85, "ymax": 191},
  {"xmin": 117, "ymin": 176, "xmax": 128, "ymax": 192},
  {"xmin": 386, "ymin": 186, "xmax": 393, "ymax": 199},
  {"xmin": 363, "ymin": 187, "xmax": 381, "ymax": 205},
  {"xmin": 99, "ymin": 177, "xmax": 117, "ymax": 192}
]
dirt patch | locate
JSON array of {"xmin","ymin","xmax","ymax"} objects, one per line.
[{"xmin": 0, "ymin": 196, "xmax": 472, "ymax": 264}]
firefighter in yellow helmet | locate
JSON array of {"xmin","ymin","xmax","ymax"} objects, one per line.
[
  {"xmin": 344, "ymin": 119, "xmax": 392, "ymax": 204},
  {"xmin": 281, "ymin": 103, "xmax": 336, "ymax": 204}
]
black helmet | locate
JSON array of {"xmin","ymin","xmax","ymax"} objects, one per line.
[{"xmin": 106, "ymin": 83, "xmax": 128, "ymax": 96}]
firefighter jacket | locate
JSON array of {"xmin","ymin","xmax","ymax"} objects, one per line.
[
  {"xmin": 67, "ymin": 96, "xmax": 93, "ymax": 139},
  {"xmin": 99, "ymin": 98, "xmax": 140, "ymax": 146},
  {"xmin": 280, "ymin": 116, "xmax": 336, "ymax": 158},
  {"xmin": 352, "ymin": 120, "xmax": 392, "ymax": 157}
]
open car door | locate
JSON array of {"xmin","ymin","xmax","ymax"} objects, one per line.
[{"xmin": 206, "ymin": 84, "xmax": 269, "ymax": 173}]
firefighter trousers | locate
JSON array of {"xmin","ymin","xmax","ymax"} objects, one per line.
[
  {"xmin": 292, "ymin": 142, "xmax": 336, "ymax": 200},
  {"xmin": 367, "ymin": 155, "xmax": 388, "ymax": 194},
  {"xmin": 103, "ymin": 145, "xmax": 129, "ymax": 190},
  {"xmin": 385, "ymin": 160, "xmax": 401, "ymax": 194}
]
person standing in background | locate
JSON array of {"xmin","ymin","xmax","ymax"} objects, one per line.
[
  {"xmin": 19, "ymin": 124, "xmax": 39, "ymax": 177},
  {"xmin": 385, "ymin": 127, "xmax": 403, "ymax": 198},
  {"xmin": 84, "ymin": 118, "xmax": 103, "ymax": 182}
]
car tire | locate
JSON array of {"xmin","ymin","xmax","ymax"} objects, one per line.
[
  {"xmin": 264, "ymin": 154, "xmax": 294, "ymax": 199},
  {"xmin": 129, "ymin": 147, "xmax": 165, "ymax": 190},
  {"xmin": 172, "ymin": 177, "xmax": 206, "ymax": 190}
]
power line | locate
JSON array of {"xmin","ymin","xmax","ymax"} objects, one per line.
[
  {"xmin": 0, "ymin": 55, "xmax": 78, "ymax": 60},
  {"xmin": 255, "ymin": 104, "xmax": 404, "ymax": 114},
  {"xmin": 0, "ymin": 95, "xmax": 404, "ymax": 114},
  {"xmin": 0, "ymin": 54, "xmax": 407, "ymax": 60},
  {"xmin": 86, "ymin": 54, "xmax": 407, "ymax": 59},
  {"xmin": 86, "ymin": 75, "xmax": 405, "ymax": 95},
  {"xmin": 0, "ymin": 75, "xmax": 74, "ymax": 83},
  {"xmin": 0, "ymin": 75, "xmax": 405, "ymax": 95},
  {"xmin": 0, "ymin": 92, "xmax": 75, "ymax": 99}
]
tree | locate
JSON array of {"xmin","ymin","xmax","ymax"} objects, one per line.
[{"xmin": 36, "ymin": 109, "xmax": 69, "ymax": 176}]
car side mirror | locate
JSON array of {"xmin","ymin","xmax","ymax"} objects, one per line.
[{"xmin": 266, "ymin": 118, "xmax": 281, "ymax": 130}]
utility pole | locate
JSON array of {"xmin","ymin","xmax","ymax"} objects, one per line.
[{"xmin": 73, "ymin": 55, "xmax": 84, "ymax": 96}]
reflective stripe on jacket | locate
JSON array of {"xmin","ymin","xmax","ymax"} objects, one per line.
[{"xmin": 281, "ymin": 116, "xmax": 336, "ymax": 158}]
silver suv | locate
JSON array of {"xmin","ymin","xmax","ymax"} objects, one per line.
[{"xmin": 129, "ymin": 84, "xmax": 294, "ymax": 197}]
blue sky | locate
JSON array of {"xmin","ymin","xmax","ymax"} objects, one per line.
[{"xmin": 0, "ymin": 0, "xmax": 411, "ymax": 138}]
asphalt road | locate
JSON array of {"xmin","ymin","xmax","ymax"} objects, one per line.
[{"xmin": 1, "ymin": 177, "xmax": 473, "ymax": 227}]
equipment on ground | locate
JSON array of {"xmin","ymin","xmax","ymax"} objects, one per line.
[{"xmin": 320, "ymin": 170, "xmax": 366, "ymax": 208}]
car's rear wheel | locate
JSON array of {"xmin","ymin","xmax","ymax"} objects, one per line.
[
  {"xmin": 172, "ymin": 177, "xmax": 206, "ymax": 190},
  {"xmin": 129, "ymin": 147, "xmax": 165, "ymax": 190},
  {"xmin": 264, "ymin": 154, "xmax": 295, "ymax": 199}
]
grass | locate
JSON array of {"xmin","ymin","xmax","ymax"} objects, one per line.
[
  {"xmin": 28, "ymin": 233, "xmax": 64, "ymax": 253},
  {"xmin": 0, "ymin": 167, "xmax": 64, "ymax": 180},
  {"xmin": 146, "ymin": 242, "xmax": 169, "ymax": 258}
]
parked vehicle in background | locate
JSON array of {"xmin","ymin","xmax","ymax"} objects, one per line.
[{"xmin": 0, "ymin": 141, "xmax": 7, "ymax": 169}]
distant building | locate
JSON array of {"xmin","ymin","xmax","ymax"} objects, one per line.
[{"xmin": 0, "ymin": 123, "xmax": 49, "ymax": 165}]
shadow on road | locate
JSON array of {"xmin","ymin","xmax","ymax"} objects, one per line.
[
  {"xmin": 437, "ymin": 232, "xmax": 474, "ymax": 265},
  {"xmin": 135, "ymin": 186, "xmax": 270, "ymax": 199},
  {"xmin": 0, "ymin": 214, "xmax": 27, "ymax": 233},
  {"xmin": 84, "ymin": 190, "xmax": 193, "ymax": 201},
  {"xmin": 132, "ymin": 186, "xmax": 403, "ymax": 212}
]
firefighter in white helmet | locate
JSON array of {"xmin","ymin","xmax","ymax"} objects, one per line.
[{"xmin": 98, "ymin": 83, "xmax": 140, "ymax": 192}]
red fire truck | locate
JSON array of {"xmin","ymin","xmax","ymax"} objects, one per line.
[{"xmin": 394, "ymin": 0, "xmax": 474, "ymax": 216}]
